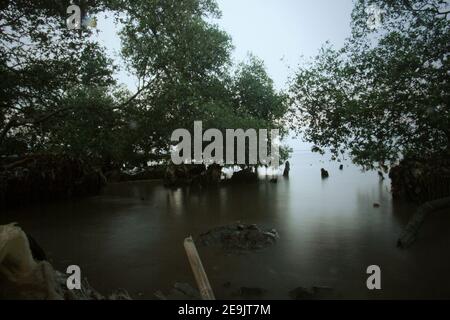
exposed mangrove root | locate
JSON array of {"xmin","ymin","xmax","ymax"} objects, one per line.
[
  {"xmin": 389, "ymin": 156, "xmax": 450, "ymax": 203},
  {"xmin": 397, "ymin": 196, "xmax": 450, "ymax": 249},
  {"xmin": 105, "ymin": 165, "xmax": 166, "ymax": 183},
  {"xmin": 0, "ymin": 154, "xmax": 106, "ymax": 208},
  {"xmin": 164, "ymin": 164, "xmax": 223, "ymax": 188}
]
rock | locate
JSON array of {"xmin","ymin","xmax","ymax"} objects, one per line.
[
  {"xmin": 249, "ymin": 224, "xmax": 258, "ymax": 230},
  {"xmin": 107, "ymin": 289, "xmax": 132, "ymax": 300},
  {"xmin": 198, "ymin": 223, "xmax": 279, "ymax": 253},
  {"xmin": 230, "ymin": 168, "xmax": 258, "ymax": 183},
  {"xmin": 321, "ymin": 168, "xmax": 329, "ymax": 179},
  {"xmin": 156, "ymin": 282, "xmax": 200, "ymax": 300},
  {"xmin": 262, "ymin": 231, "xmax": 278, "ymax": 243},
  {"xmin": 174, "ymin": 282, "xmax": 201, "ymax": 298},
  {"xmin": 246, "ymin": 230, "xmax": 262, "ymax": 241},
  {"xmin": 289, "ymin": 286, "xmax": 334, "ymax": 300},
  {"xmin": 237, "ymin": 287, "xmax": 266, "ymax": 298},
  {"xmin": 289, "ymin": 287, "xmax": 314, "ymax": 300}
]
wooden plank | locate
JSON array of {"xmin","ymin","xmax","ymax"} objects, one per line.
[{"xmin": 183, "ymin": 236, "xmax": 215, "ymax": 300}]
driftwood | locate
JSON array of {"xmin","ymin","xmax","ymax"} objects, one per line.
[
  {"xmin": 397, "ymin": 196, "xmax": 450, "ymax": 248},
  {"xmin": 183, "ymin": 236, "xmax": 215, "ymax": 300},
  {"xmin": 0, "ymin": 223, "xmax": 132, "ymax": 300},
  {"xmin": 0, "ymin": 223, "xmax": 62, "ymax": 299}
]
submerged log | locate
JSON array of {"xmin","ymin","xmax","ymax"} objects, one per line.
[{"xmin": 397, "ymin": 196, "xmax": 450, "ymax": 248}]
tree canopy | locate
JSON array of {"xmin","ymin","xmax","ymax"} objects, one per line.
[
  {"xmin": 289, "ymin": 0, "xmax": 449, "ymax": 169},
  {"xmin": 1, "ymin": 0, "xmax": 289, "ymax": 168}
]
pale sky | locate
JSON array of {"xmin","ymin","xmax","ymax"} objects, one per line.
[
  {"xmin": 96, "ymin": 0, "xmax": 353, "ymax": 90},
  {"xmin": 95, "ymin": 0, "xmax": 355, "ymax": 150},
  {"xmin": 215, "ymin": 0, "xmax": 354, "ymax": 89}
]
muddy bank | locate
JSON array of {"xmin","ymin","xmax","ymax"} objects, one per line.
[
  {"xmin": 107, "ymin": 164, "xmax": 262, "ymax": 187},
  {"xmin": 0, "ymin": 154, "xmax": 106, "ymax": 208},
  {"xmin": 0, "ymin": 154, "xmax": 273, "ymax": 208}
]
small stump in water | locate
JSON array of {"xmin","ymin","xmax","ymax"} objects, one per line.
[
  {"xmin": 321, "ymin": 168, "xmax": 329, "ymax": 179},
  {"xmin": 197, "ymin": 223, "xmax": 279, "ymax": 253}
]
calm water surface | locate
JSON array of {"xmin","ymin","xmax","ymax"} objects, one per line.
[{"xmin": 3, "ymin": 151, "xmax": 450, "ymax": 299}]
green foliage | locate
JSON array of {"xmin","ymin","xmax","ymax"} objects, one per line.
[
  {"xmin": 1, "ymin": 0, "xmax": 290, "ymax": 168},
  {"xmin": 289, "ymin": 0, "xmax": 450, "ymax": 169},
  {"xmin": 115, "ymin": 0, "xmax": 289, "ymax": 166},
  {"xmin": 0, "ymin": 0, "xmax": 117, "ymax": 155},
  {"xmin": 232, "ymin": 55, "xmax": 287, "ymax": 123}
]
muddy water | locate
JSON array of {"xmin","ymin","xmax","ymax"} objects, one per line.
[{"xmin": 2, "ymin": 150, "xmax": 450, "ymax": 299}]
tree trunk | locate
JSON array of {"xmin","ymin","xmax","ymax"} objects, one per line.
[{"xmin": 397, "ymin": 196, "xmax": 450, "ymax": 248}]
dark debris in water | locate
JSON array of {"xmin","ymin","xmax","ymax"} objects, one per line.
[
  {"xmin": 154, "ymin": 282, "xmax": 200, "ymax": 300},
  {"xmin": 289, "ymin": 286, "xmax": 334, "ymax": 300},
  {"xmin": 236, "ymin": 287, "xmax": 267, "ymax": 298},
  {"xmin": 197, "ymin": 223, "xmax": 279, "ymax": 253}
]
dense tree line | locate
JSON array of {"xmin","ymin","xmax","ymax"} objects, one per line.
[
  {"xmin": 289, "ymin": 0, "xmax": 449, "ymax": 169},
  {"xmin": 3, "ymin": 0, "xmax": 447, "ymax": 174},
  {"xmin": 0, "ymin": 0, "xmax": 289, "ymax": 170}
]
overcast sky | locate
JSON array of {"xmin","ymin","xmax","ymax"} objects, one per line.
[
  {"xmin": 95, "ymin": 0, "xmax": 355, "ymax": 150},
  {"xmin": 97, "ymin": 0, "xmax": 353, "ymax": 90},
  {"xmin": 215, "ymin": 0, "xmax": 354, "ymax": 89}
]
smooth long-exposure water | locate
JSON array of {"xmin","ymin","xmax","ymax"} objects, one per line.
[{"xmin": 2, "ymin": 151, "xmax": 450, "ymax": 299}]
